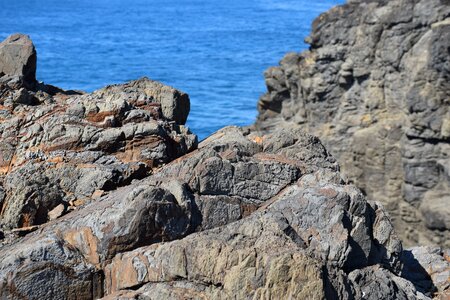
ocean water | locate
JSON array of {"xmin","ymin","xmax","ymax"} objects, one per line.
[{"xmin": 0, "ymin": 0, "xmax": 343, "ymax": 139}]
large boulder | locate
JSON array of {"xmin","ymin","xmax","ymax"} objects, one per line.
[
  {"xmin": 0, "ymin": 76, "xmax": 196, "ymax": 232},
  {"xmin": 0, "ymin": 34, "xmax": 37, "ymax": 88},
  {"xmin": 253, "ymin": 0, "xmax": 450, "ymax": 247}
]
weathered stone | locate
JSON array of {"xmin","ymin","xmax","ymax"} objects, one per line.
[
  {"xmin": 103, "ymin": 214, "xmax": 326, "ymax": 299},
  {"xmin": 348, "ymin": 266, "xmax": 429, "ymax": 300},
  {"xmin": 0, "ymin": 126, "xmax": 423, "ymax": 300},
  {"xmin": 420, "ymin": 189, "xmax": 450, "ymax": 230},
  {"xmin": 0, "ymin": 34, "xmax": 36, "ymax": 87},
  {"xmin": 0, "ymin": 52, "xmax": 197, "ymax": 232},
  {"xmin": 0, "ymin": 26, "xmax": 446, "ymax": 300},
  {"xmin": 0, "ymin": 234, "xmax": 98, "ymax": 299},
  {"xmin": 401, "ymin": 246, "xmax": 450, "ymax": 295},
  {"xmin": 47, "ymin": 203, "xmax": 66, "ymax": 221},
  {"xmin": 253, "ymin": 0, "xmax": 450, "ymax": 247}
]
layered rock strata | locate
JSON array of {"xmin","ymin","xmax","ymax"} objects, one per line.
[
  {"xmin": 0, "ymin": 28, "xmax": 449, "ymax": 300},
  {"xmin": 254, "ymin": 0, "xmax": 450, "ymax": 247},
  {"xmin": 1, "ymin": 125, "xmax": 440, "ymax": 300},
  {"xmin": 0, "ymin": 34, "xmax": 196, "ymax": 236}
]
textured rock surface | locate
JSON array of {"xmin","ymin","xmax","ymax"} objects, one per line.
[
  {"xmin": 0, "ymin": 125, "xmax": 439, "ymax": 299},
  {"xmin": 254, "ymin": 0, "xmax": 450, "ymax": 247},
  {"xmin": 0, "ymin": 34, "xmax": 196, "ymax": 235},
  {"xmin": 0, "ymin": 34, "xmax": 37, "ymax": 88},
  {"xmin": 401, "ymin": 246, "xmax": 450, "ymax": 297},
  {"xmin": 0, "ymin": 26, "xmax": 448, "ymax": 299}
]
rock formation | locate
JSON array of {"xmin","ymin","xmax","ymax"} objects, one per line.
[
  {"xmin": 0, "ymin": 34, "xmax": 196, "ymax": 237},
  {"xmin": 0, "ymin": 15, "xmax": 449, "ymax": 300},
  {"xmin": 254, "ymin": 0, "xmax": 450, "ymax": 248},
  {"xmin": 2, "ymin": 123, "xmax": 444, "ymax": 300}
]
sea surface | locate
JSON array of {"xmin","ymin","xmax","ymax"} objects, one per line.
[{"xmin": 0, "ymin": 0, "xmax": 343, "ymax": 139}]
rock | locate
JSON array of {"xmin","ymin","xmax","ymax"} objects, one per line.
[
  {"xmin": 0, "ymin": 34, "xmax": 37, "ymax": 88},
  {"xmin": 0, "ymin": 126, "xmax": 429, "ymax": 299},
  {"xmin": 102, "ymin": 213, "xmax": 327, "ymax": 299},
  {"xmin": 348, "ymin": 266, "xmax": 429, "ymax": 300},
  {"xmin": 47, "ymin": 203, "xmax": 66, "ymax": 221},
  {"xmin": 0, "ymin": 34, "xmax": 197, "ymax": 233},
  {"xmin": 82, "ymin": 77, "xmax": 191, "ymax": 125},
  {"xmin": 0, "ymin": 32, "xmax": 443, "ymax": 299},
  {"xmin": 401, "ymin": 246, "xmax": 450, "ymax": 296},
  {"xmin": 0, "ymin": 79, "xmax": 197, "ymax": 230},
  {"xmin": 12, "ymin": 87, "xmax": 39, "ymax": 105},
  {"xmin": 420, "ymin": 190, "xmax": 450, "ymax": 230},
  {"xmin": 253, "ymin": 0, "xmax": 450, "ymax": 248}
]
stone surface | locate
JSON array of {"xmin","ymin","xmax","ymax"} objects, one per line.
[
  {"xmin": 0, "ymin": 34, "xmax": 37, "ymax": 88},
  {"xmin": 401, "ymin": 246, "xmax": 450, "ymax": 296},
  {"xmin": 0, "ymin": 25, "xmax": 448, "ymax": 300},
  {"xmin": 0, "ymin": 125, "xmax": 437, "ymax": 299},
  {"xmin": 253, "ymin": 0, "xmax": 450, "ymax": 248},
  {"xmin": 0, "ymin": 34, "xmax": 196, "ymax": 234}
]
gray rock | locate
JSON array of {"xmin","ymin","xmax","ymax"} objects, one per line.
[
  {"xmin": 253, "ymin": 0, "xmax": 450, "ymax": 248},
  {"xmin": 0, "ymin": 34, "xmax": 37, "ymax": 88},
  {"xmin": 348, "ymin": 266, "xmax": 429, "ymax": 300},
  {"xmin": 0, "ymin": 34, "xmax": 197, "ymax": 232},
  {"xmin": 420, "ymin": 189, "xmax": 450, "ymax": 230},
  {"xmin": 0, "ymin": 126, "xmax": 422, "ymax": 299},
  {"xmin": 0, "ymin": 29, "xmax": 441, "ymax": 300},
  {"xmin": 401, "ymin": 246, "xmax": 450, "ymax": 296}
]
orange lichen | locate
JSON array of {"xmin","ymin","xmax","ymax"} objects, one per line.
[
  {"xmin": 253, "ymin": 136, "xmax": 264, "ymax": 144},
  {"xmin": 64, "ymin": 227, "xmax": 101, "ymax": 266}
]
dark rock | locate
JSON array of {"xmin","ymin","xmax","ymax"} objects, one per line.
[
  {"xmin": 348, "ymin": 266, "xmax": 429, "ymax": 300},
  {"xmin": 253, "ymin": 0, "xmax": 450, "ymax": 248}
]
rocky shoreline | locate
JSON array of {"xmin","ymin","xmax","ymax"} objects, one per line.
[
  {"xmin": 0, "ymin": 0, "xmax": 449, "ymax": 299},
  {"xmin": 253, "ymin": 0, "xmax": 450, "ymax": 248}
]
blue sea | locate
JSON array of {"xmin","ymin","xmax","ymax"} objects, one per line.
[{"xmin": 0, "ymin": 0, "xmax": 343, "ymax": 139}]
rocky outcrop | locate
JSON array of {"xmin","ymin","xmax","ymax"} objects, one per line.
[
  {"xmin": 0, "ymin": 28, "xmax": 448, "ymax": 299},
  {"xmin": 1, "ymin": 125, "xmax": 437, "ymax": 300},
  {"xmin": 0, "ymin": 34, "xmax": 196, "ymax": 236},
  {"xmin": 254, "ymin": 0, "xmax": 450, "ymax": 247}
]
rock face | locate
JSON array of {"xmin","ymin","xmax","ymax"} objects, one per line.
[
  {"xmin": 0, "ymin": 29, "xmax": 448, "ymax": 299},
  {"xmin": 402, "ymin": 246, "xmax": 450, "ymax": 297},
  {"xmin": 254, "ymin": 0, "xmax": 450, "ymax": 248}
]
